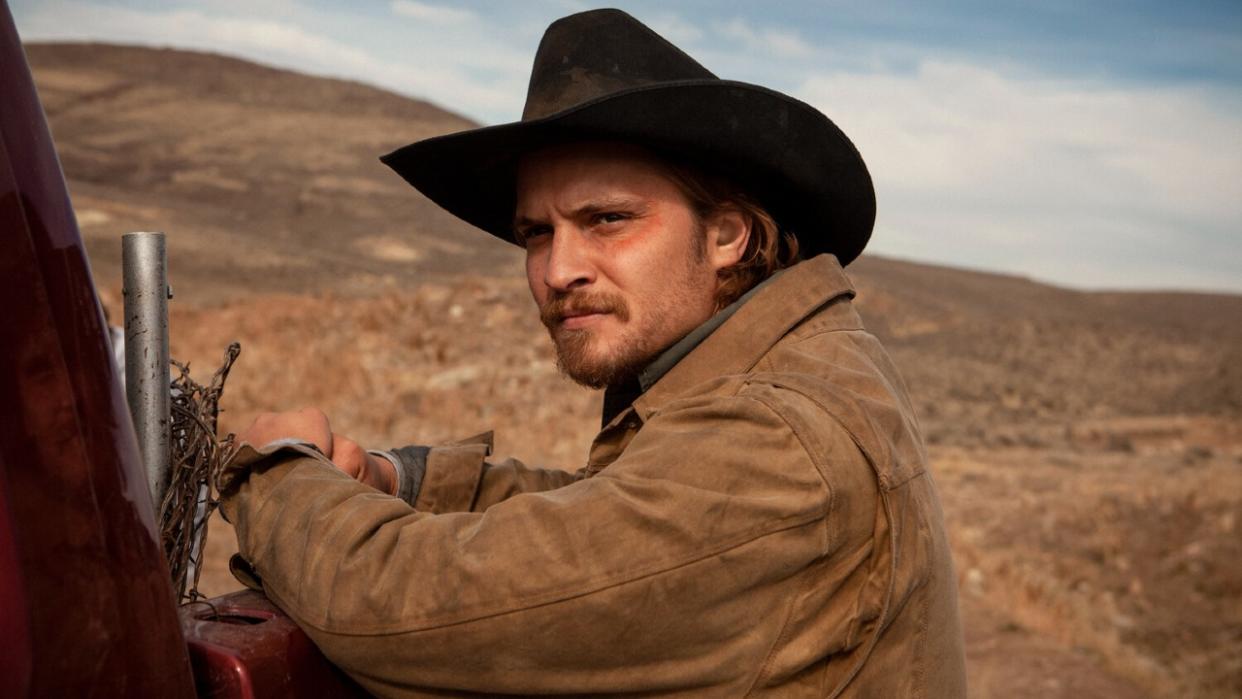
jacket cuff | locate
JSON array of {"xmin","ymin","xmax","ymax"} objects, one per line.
[
  {"xmin": 217, "ymin": 439, "xmax": 329, "ymax": 518},
  {"xmin": 218, "ymin": 440, "xmax": 335, "ymax": 589},
  {"xmin": 412, "ymin": 432, "xmax": 493, "ymax": 513}
]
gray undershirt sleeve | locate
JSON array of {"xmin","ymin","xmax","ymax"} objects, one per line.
[{"xmin": 370, "ymin": 446, "xmax": 430, "ymax": 507}]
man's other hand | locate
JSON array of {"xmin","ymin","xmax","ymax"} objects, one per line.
[
  {"xmin": 331, "ymin": 435, "xmax": 399, "ymax": 496},
  {"xmin": 238, "ymin": 408, "xmax": 333, "ymax": 456},
  {"xmin": 236, "ymin": 409, "xmax": 397, "ymax": 495}
]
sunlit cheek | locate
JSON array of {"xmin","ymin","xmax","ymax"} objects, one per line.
[{"xmin": 525, "ymin": 251, "xmax": 547, "ymax": 304}]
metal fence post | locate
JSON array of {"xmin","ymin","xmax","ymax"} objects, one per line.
[{"xmin": 123, "ymin": 231, "xmax": 172, "ymax": 512}]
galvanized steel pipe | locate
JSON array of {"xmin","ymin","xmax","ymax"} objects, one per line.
[{"xmin": 122, "ymin": 231, "xmax": 172, "ymax": 511}]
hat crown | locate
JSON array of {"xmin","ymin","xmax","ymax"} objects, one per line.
[{"xmin": 522, "ymin": 9, "xmax": 716, "ymax": 121}]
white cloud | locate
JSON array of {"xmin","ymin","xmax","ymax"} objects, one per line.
[
  {"xmin": 712, "ymin": 17, "xmax": 815, "ymax": 60},
  {"xmin": 390, "ymin": 1, "xmax": 477, "ymax": 24},
  {"xmin": 797, "ymin": 61, "xmax": 1242, "ymax": 290},
  {"xmin": 21, "ymin": 3, "xmax": 382, "ymax": 77},
  {"xmin": 16, "ymin": 0, "xmax": 530, "ymax": 122},
  {"xmin": 646, "ymin": 13, "xmax": 703, "ymax": 45}
]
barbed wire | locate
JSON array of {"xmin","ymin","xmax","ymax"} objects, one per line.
[{"xmin": 159, "ymin": 342, "xmax": 241, "ymax": 603}]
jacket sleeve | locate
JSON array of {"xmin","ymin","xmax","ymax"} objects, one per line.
[
  {"xmin": 218, "ymin": 391, "xmax": 841, "ymax": 697},
  {"xmin": 385, "ymin": 431, "xmax": 581, "ymax": 513}
]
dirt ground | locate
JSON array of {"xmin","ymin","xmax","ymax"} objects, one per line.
[{"xmin": 146, "ymin": 278, "xmax": 1242, "ymax": 699}]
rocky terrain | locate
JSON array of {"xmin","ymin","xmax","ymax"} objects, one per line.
[
  {"xmin": 28, "ymin": 42, "xmax": 1242, "ymax": 698},
  {"xmin": 25, "ymin": 41, "xmax": 506, "ymax": 301}
]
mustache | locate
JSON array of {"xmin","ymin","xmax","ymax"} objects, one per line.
[{"xmin": 539, "ymin": 290, "xmax": 631, "ymax": 328}]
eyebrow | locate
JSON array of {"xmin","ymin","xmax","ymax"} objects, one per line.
[{"xmin": 513, "ymin": 196, "xmax": 645, "ymax": 229}]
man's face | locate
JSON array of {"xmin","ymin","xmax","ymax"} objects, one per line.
[{"xmin": 515, "ymin": 143, "xmax": 732, "ymax": 389}]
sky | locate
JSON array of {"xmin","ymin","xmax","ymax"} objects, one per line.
[{"xmin": 11, "ymin": 0, "xmax": 1242, "ymax": 293}]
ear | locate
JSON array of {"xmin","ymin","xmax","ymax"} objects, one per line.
[{"xmin": 704, "ymin": 207, "xmax": 751, "ymax": 272}]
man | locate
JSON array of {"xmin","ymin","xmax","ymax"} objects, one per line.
[{"xmin": 223, "ymin": 9, "xmax": 966, "ymax": 697}]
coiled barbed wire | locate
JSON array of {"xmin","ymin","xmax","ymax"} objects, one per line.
[{"xmin": 160, "ymin": 342, "xmax": 240, "ymax": 602}]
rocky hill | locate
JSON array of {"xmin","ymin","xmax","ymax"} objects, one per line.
[{"xmin": 25, "ymin": 41, "xmax": 513, "ymax": 302}]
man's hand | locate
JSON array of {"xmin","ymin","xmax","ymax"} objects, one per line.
[
  {"xmin": 332, "ymin": 435, "xmax": 399, "ymax": 496},
  {"xmin": 238, "ymin": 407, "xmax": 334, "ymax": 456},
  {"xmin": 235, "ymin": 409, "xmax": 398, "ymax": 496}
]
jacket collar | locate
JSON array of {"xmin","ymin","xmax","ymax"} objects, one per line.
[{"xmin": 629, "ymin": 253, "xmax": 856, "ymax": 422}]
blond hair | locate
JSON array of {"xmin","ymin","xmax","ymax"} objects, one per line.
[{"xmin": 661, "ymin": 160, "xmax": 801, "ymax": 310}]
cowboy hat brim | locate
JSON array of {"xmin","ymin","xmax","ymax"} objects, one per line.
[{"xmin": 381, "ymin": 78, "xmax": 875, "ymax": 265}]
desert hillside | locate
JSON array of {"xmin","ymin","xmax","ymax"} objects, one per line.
[
  {"xmin": 25, "ymin": 41, "xmax": 515, "ymax": 302},
  {"xmin": 27, "ymin": 43, "xmax": 1242, "ymax": 698}
]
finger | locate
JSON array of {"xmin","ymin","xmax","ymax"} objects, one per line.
[
  {"xmin": 236, "ymin": 409, "xmax": 333, "ymax": 454},
  {"xmin": 237, "ymin": 412, "xmax": 280, "ymax": 447},
  {"xmin": 331, "ymin": 433, "xmax": 366, "ymax": 480},
  {"xmin": 297, "ymin": 407, "xmax": 333, "ymax": 456}
]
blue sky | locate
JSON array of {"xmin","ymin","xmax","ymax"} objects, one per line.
[{"xmin": 12, "ymin": 0, "xmax": 1242, "ymax": 292}]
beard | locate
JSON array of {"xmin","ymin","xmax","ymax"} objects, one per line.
[{"xmin": 539, "ymin": 289, "xmax": 660, "ymax": 389}]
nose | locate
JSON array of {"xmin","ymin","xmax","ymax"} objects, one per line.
[{"xmin": 542, "ymin": 227, "xmax": 595, "ymax": 292}]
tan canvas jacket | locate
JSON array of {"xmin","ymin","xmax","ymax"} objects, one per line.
[{"xmin": 220, "ymin": 254, "xmax": 967, "ymax": 697}]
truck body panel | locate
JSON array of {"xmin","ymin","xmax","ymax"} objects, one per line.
[{"xmin": 1, "ymin": 3, "xmax": 367, "ymax": 695}]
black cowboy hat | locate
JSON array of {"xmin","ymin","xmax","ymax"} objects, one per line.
[{"xmin": 381, "ymin": 8, "xmax": 875, "ymax": 265}]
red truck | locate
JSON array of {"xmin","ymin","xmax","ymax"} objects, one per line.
[{"xmin": 0, "ymin": 3, "xmax": 368, "ymax": 695}]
